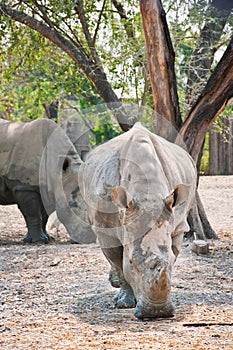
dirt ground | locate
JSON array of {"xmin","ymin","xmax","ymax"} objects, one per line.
[{"xmin": 0, "ymin": 176, "xmax": 232, "ymax": 350}]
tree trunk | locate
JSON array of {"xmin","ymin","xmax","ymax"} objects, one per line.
[
  {"xmin": 196, "ymin": 191, "xmax": 218, "ymax": 239},
  {"xmin": 209, "ymin": 116, "xmax": 233, "ymax": 175},
  {"xmin": 187, "ymin": 191, "xmax": 218, "ymax": 240},
  {"xmin": 139, "ymin": 0, "xmax": 182, "ymax": 141},
  {"xmin": 209, "ymin": 130, "xmax": 218, "ymax": 174},
  {"xmin": 139, "ymin": 0, "xmax": 211, "ymax": 240},
  {"xmin": 43, "ymin": 100, "xmax": 58, "ymax": 122}
]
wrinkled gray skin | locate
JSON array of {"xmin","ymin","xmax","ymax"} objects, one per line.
[
  {"xmin": 0, "ymin": 118, "xmax": 95, "ymax": 244},
  {"xmin": 80, "ymin": 123, "xmax": 196, "ymax": 319}
]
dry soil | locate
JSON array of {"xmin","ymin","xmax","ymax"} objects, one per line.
[{"xmin": 0, "ymin": 176, "xmax": 232, "ymax": 349}]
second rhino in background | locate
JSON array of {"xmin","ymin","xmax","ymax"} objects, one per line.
[{"xmin": 0, "ymin": 118, "xmax": 95, "ymax": 244}]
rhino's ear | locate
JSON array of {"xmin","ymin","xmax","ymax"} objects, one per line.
[
  {"xmin": 112, "ymin": 186, "xmax": 127, "ymax": 208},
  {"xmin": 59, "ymin": 156, "xmax": 71, "ymax": 173},
  {"xmin": 112, "ymin": 186, "xmax": 135, "ymax": 211},
  {"xmin": 165, "ymin": 184, "xmax": 190, "ymax": 211},
  {"xmin": 63, "ymin": 156, "xmax": 71, "ymax": 172}
]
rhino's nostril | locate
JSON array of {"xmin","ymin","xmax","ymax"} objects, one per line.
[{"xmin": 147, "ymin": 257, "xmax": 164, "ymax": 270}]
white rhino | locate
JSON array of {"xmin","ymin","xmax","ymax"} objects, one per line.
[
  {"xmin": 0, "ymin": 118, "xmax": 96, "ymax": 244},
  {"xmin": 79, "ymin": 123, "xmax": 196, "ymax": 319}
]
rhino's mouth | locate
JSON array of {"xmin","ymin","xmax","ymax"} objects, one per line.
[{"xmin": 134, "ymin": 299, "xmax": 174, "ymax": 319}]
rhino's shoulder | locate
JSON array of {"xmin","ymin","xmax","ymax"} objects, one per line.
[
  {"xmin": 27, "ymin": 118, "xmax": 57, "ymax": 135},
  {"xmin": 0, "ymin": 118, "xmax": 57, "ymax": 138},
  {"xmin": 30, "ymin": 118, "xmax": 57, "ymax": 128}
]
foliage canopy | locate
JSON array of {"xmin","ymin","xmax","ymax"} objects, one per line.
[{"xmin": 1, "ymin": 0, "xmax": 231, "ymax": 122}]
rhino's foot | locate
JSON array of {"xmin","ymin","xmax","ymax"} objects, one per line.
[
  {"xmin": 109, "ymin": 266, "xmax": 124, "ymax": 288},
  {"xmin": 114, "ymin": 285, "xmax": 136, "ymax": 309},
  {"xmin": 44, "ymin": 231, "xmax": 55, "ymax": 242},
  {"xmin": 23, "ymin": 231, "xmax": 54, "ymax": 244}
]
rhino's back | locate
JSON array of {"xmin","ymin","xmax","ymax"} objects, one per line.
[
  {"xmin": 82, "ymin": 123, "xmax": 196, "ymax": 205},
  {"xmin": 148, "ymin": 128, "xmax": 196, "ymax": 188},
  {"xmin": 82, "ymin": 140, "xmax": 121, "ymax": 202},
  {"xmin": 0, "ymin": 118, "xmax": 57, "ymax": 185},
  {"xmin": 84, "ymin": 123, "xmax": 195, "ymax": 184}
]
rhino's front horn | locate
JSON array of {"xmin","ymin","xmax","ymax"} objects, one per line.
[{"xmin": 150, "ymin": 266, "xmax": 171, "ymax": 301}]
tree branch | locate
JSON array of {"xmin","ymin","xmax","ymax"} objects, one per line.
[
  {"xmin": 30, "ymin": 0, "xmax": 55, "ymax": 28},
  {"xmin": 27, "ymin": 1, "xmax": 89, "ymax": 58},
  {"xmin": 62, "ymin": 99, "xmax": 95, "ymax": 134},
  {"xmin": 93, "ymin": 0, "xmax": 107, "ymax": 46},
  {"xmin": 0, "ymin": 3, "xmax": 132, "ymax": 131},
  {"xmin": 185, "ymin": 2, "xmax": 231, "ymax": 106},
  {"xmin": 111, "ymin": 0, "xmax": 134, "ymax": 39},
  {"xmin": 179, "ymin": 36, "xmax": 233, "ymax": 162},
  {"xmin": 75, "ymin": 0, "xmax": 103, "ymax": 70},
  {"xmin": 0, "ymin": 4, "xmax": 91, "ymax": 71}
]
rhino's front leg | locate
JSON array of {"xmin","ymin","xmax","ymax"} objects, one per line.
[
  {"xmin": 15, "ymin": 190, "xmax": 52, "ymax": 243},
  {"xmin": 41, "ymin": 204, "xmax": 54, "ymax": 242},
  {"xmin": 102, "ymin": 246, "xmax": 136, "ymax": 309},
  {"xmin": 113, "ymin": 280, "xmax": 136, "ymax": 309}
]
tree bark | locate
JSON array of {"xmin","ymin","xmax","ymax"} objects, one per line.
[
  {"xmin": 187, "ymin": 191, "xmax": 218, "ymax": 240},
  {"xmin": 209, "ymin": 129, "xmax": 219, "ymax": 175},
  {"xmin": 139, "ymin": 0, "xmax": 182, "ymax": 141},
  {"xmin": 0, "ymin": 4, "xmax": 132, "ymax": 131},
  {"xmin": 209, "ymin": 116, "xmax": 233, "ymax": 175}
]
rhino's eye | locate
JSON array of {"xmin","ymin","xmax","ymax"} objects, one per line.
[{"xmin": 128, "ymin": 174, "xmax": 131, "ymax": 181}]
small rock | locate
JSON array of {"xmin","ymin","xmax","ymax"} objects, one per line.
[
  {"xmin": 50, "ymin": 258, "xmax": 61, "ymax": 267},
  {"xmin": 192, "ymin": 240, "xmax": 209, "ymax": 255}
]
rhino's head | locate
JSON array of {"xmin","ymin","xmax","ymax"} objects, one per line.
[
  {"xmin": 55, "ymin": 152, "xmax": 81, "ymax": 216},
  {"xmin": 40, "ymin": 148, "xmax": 81, "ymax": 216},
  {"xmin": 39, "ymin": 125, "xmax": 95, "ymax": 243},
  {"xmin": 111, "ymin": 184, "xmax": 190, "ymax": 319},
  {"xmin": 55, "ymin": 155, "xmax": 96, "ymax": 243}
]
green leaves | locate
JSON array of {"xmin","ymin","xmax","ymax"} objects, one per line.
[{"xmin": 0, "ymin": 0, "xmax": 232, "ymax": 127}]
